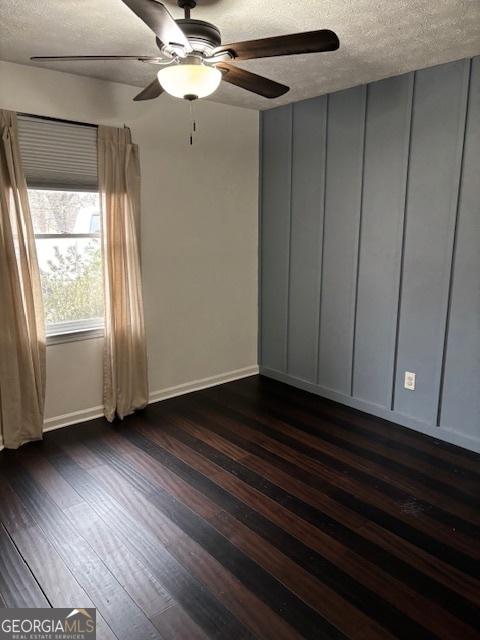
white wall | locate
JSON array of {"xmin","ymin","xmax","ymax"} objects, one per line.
[{"xmin": 0, "ymin": 61, "xmax": 259, "ymax": 427}]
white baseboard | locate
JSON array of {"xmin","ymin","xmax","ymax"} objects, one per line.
[
  {"xmin": 148, "ymin": 365, "xmax": 259, "ymax": 404},
  {"xmin": 44, "ymin": 405, "xmax": 104, "ymax": 432},
  {"xmin": 41, "ymin": 365, "xmax": 259, "ymax": 433}
]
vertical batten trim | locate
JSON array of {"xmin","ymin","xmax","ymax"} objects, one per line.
[
  {"xmin": 350, "ymin": 84, "xmax": 369, "ymax": 397},
  {"xmin": 258, "ymin": 112, "xmax": 264, "ymax": 366},
  {"xmin": 391, "ymin": 71, "xmax": 416, "ymax": 411},
  {"xmin": 285, "ymin": 104, "xmax": 294, "ymax": 373},
  {"xmin": 316, "ymin": 94, "xmax": 329, "ymax": 385},
  {"xmin": 436, "ymin": 59, "xmax": 472, "ymax": 427},
  {"xmin": 387, "ymin": 73, "xmax": 415, "ymax": 410},
  {"xmin": 313, "ymin": 97, "xmax": 328, "ymax": 384}
]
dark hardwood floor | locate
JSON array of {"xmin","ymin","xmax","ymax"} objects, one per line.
[{"xmin": 0, "ymin": 375, "xmax": 479, "ymax": 639}]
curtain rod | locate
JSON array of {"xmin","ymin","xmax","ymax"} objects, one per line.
[{"xmin": 18, "ymin": 112, "xmax": 98, "ymax": 129}]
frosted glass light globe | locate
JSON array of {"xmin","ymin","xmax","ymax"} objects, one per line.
[{"xmin": 158, "ymin": 64, "xmax": 222, "ymax": 100}]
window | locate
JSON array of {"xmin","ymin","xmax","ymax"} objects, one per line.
[
  {"xmin": 17, "ymin": 115, "xmax": 103, "ymax": 340},
  {"xmin": 29, "ymin": 189, "xmax": 103, "ymax": 337}
]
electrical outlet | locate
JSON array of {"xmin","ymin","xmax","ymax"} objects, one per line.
[{"xmin": 404, "ymin": 371, "xmax": 416, "ymax": 391}]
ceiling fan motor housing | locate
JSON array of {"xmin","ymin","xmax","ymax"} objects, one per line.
[
  {"xmin": 174, "ymin": 0, "xmax": 221, "ymax": 54},
  {"xmin": 177, "ymin": 19, "xmax": 221, "ymax": 55}
]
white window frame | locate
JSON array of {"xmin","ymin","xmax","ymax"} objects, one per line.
[
  {"xmin": 32, "ymin": 195, "xmax": 104, "ymax": 344},
  {"xmin": 18, "ymin": 115, "xmax": 103, "ymax": 344}
]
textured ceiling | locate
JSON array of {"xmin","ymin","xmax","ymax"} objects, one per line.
[{"xmin": 2, "ymin": 0, "xmax": 480, "ymax": 110}]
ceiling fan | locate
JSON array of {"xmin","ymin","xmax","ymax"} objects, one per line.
[{"xmin": 31, "ymin": 0, "xmax": 340, "ymax": 102}]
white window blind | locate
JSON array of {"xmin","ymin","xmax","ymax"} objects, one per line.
[
  {"xmin": 17, "ymin": 115, "xmax": 98, "ymax": 190},
  {"xmin": 18, "ymin": 114, "xmax": 104, "ymax": 341}
]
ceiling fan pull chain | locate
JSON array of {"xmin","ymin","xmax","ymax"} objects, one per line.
[{"xmin": 189, "ymin": 100, "xmax": 197, "ymax": 145}]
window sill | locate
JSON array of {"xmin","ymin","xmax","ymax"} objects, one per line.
[{"xmin": 46, "ymin": 327, "xmax": 104, "ymax": 346}]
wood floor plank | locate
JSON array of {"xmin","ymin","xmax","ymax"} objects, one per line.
[
  {"xmin": 14, "ymin": 447, "xmax": 176, "ymax": 623},
  {"xmin": 44, "ymin": 445, "xmax": 261, "ymax": 640},
  {"xmin": 199, "ymin": 391, "xmax": 480, "ymax": 527},
  {"xmin": 177, "ymin": 397, "xmax": 479, "ymax": 567},
  {"xmin": 272, "ymin": 389, "xmax": 477, "ymax": 488},
  {"xmin": 185, "ymin": 395, "xmax": 480, "ymax": 552},
  {"xmin": 0, "ymin": 522, "xmax": 50, "ymax": 608},
  {"xmin": 91, "ymin": 434, "xmax": 223, "ymax": 521},
  {"xmin": 129, "ymin": 413, "xmax": 480, "ymax": 639},
  {"xmin": 64, "ymin": 501, "xmax": 174, "ymax": 619},
  {"xmin": 149, "ymin": 408, "xmax": 480, "ymax": 610},
  {"xmin": 65, "ymin": 483, "xmax": 295, "ymax": 640},
  {"xmin": 0, "ymin": 462, "xmax": 162, "ymax": 640},
  {"xmin": 11, "ymin": 524, "xmax": 118, "ymax": 640},
  {"xmin": 0, "ymin": 375, "xmax": 478, "ymax": 640},
  {"xmin": 79, "ymin": 438, "xmax": 348, "ymax": 640},
  {"xmin": 20, "ymin": 450, "xmax": 85, "ymax": 510},
  {"xmin": 151, "ymin": 604, "xmax": 211, "ymax": 640},
  {"xmin": 0, "ymin": 472, "xmax": 118, "ymax": 640},
  {"xmin": 188, "ymin": 398, "xmax": 478, "ymax": 546},
  {"xmin": 94, "ymin": 433, "xmax": 401, "ymax": 640},
  {"xmin": 0, "ymin": 481, "xmax": 37, "ymax": 532},
  {"xmin": 235, "ymin": 377, "xmax": 480, "ymax": 474},
  {"xmin": 219, "ymin": 383, "xmax": 480, "ymax": 497}
]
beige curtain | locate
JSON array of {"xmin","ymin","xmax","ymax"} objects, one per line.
[
  {"xmin": 98, "ymin": 126, "xmax": 148, "ymax": 421},
  {"xmin": 0, "ymin": 110, "xmax": 46, "ymax": 449}
]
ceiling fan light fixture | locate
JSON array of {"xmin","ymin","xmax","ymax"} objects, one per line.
[
  {"xmin": 30, "ymin": 1, "xmax": 342, "ymax": 104},
  {"xmin": 157, "ymin": 62, "xmax": 221, "ymax": 100}
]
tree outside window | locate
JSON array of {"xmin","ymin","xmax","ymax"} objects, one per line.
[{"xmin": 29, "ymin": 189, "xmax": 104, "ymax": 334}]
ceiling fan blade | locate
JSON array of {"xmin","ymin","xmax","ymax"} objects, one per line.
[
  {"xmin": 30, "ymin": 55, "xmax": 162, "ymax": 62},
  {"xmin": 120, "ymin": 0, "xmax": 192, "ymax": 51},
  {"xmin": 133, "ymin": 78, "xmax": 164, "ymax": 101},
  {"xmin": 216, "ymin": 63, "xmax": 288, "ymax": 99},
  {"xmin": 214, "ymin": 29, "xmax": 339, "ymax": 60}
]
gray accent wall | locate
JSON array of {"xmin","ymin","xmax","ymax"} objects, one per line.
[{"xmin": 260, "ymin": 57, "xmax": 480, "ymax": 453}]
